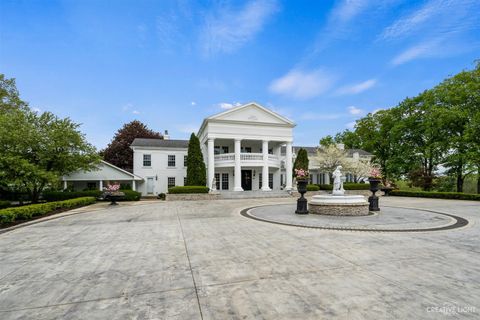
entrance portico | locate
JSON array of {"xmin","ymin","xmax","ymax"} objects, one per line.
[{"xmin": 197, "ymin": 102, "xmax": 295, "ymax": 192}]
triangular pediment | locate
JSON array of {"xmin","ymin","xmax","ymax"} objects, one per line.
[{"xmin": 208, "ymin": 102, "xmax": 294, "ymax": 126}]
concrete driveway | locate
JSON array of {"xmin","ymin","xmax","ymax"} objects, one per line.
[{"xmin": 0, "ymin": 197, "xmax": 479, "ymax": 319}]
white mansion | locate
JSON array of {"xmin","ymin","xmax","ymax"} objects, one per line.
[{"xmin": 64, "ymin": 103, "xmax": 372, "ymax": 195}]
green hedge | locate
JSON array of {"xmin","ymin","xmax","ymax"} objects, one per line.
[
  {"xmin": 390, "ymin": 190, "xmax": 480, "ymax": 201},
  {"xmin": 0, "ymin": 200, "xmax": 11, "ymax": 209},
  {"xmin": 306, "ymin": 184, "xmax": 320, "ymax": 191},
  {"xmin": 43, "ymin": 190, "xmax": 141, "ymax": 201},
  {"xmin": 0, "ymin": 197, "xmax": 96, "ymax": 226},
  {"xmin": 117, "ymin": 190, "xmax": 141, "ymax": 201},
  {"xmin": 43, "ymin": 190, "xmax": 102, "ymax": 201},
  {"xmin": 168, "ymin": 186, "xmax": 209, "ymax": 194},
  {"xmin": 317, "ymin": 183, "xmax": 370, "ymax": 190}
]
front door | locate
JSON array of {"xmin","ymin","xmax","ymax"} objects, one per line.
[
  {"xmin": 147, "ymin": 177, "xmax": 154, "ymax": 194},
  {"xmin": 241, "ymin": 170, "xmax": 252, "ymax": 191}
]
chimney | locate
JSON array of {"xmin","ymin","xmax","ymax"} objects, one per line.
[
  {"xmin": 336, "ymin": 143, "xmax": 345, "ymax": 150},
  {"xmin": 164, "ymin": 130, "xmax": 170, "ymax": 140}
]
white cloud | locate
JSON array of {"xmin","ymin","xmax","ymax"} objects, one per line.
[
  {"xmin": 132, "ymin": 110, "xmax": 140, "ymax": 115},
  {"xmin": 347, "ymin": 106, "xmax": 363, "ymax": 115},
  {"xmin": 391, "ymin": 40, "xmax": 440, "ymax": 65},
  {"xmin": 32, "ymin": 107, "xmax": 41, "ymax": 113},
  {"xmin": 191, "ymin": 101, "xmax": 196, "ymax": 106},
  {"xmin": 200, "ymin": 0, "xmax": 279, "ymax": 56},
  {"xmin": 331, "ymin": 0, "xmax": 371, "ymax": 23},
  {"xmin": 218, "ymin": 102, "xmax": 242, "ymax": 109},
  {"xmin": 379, "ymin": 0, "xmax": 479, "ymax": 41},
  {"xmin": 336, "ymin": 79, "xmax": 377, "ymax": 95},
  {"xmin": 269, "ymin": 68, "xmax": 336, "ymax": 99}
]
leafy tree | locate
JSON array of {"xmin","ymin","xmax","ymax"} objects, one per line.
[
  {"xmin": 102, "ymin": 120, "xmax": 162, "ymax": 171},
  {"xmin": 334, "ymin": 129, "xmax": 363, "ymax": 149},
  {"xmin": 351, "ymin": 109, "xmax": 403, "ymax": 182},
  {"xmin": 393, "ymin": 90, "xmax": 448, "ymax": 190},
  {"xmin": 293, "ymin": 148, "xmax": 309, "ymax": 176},
  {"xmin": 319, "ymin": 136, "xmax": 335, "ymax": 147},
  {"xmin": 0, "ymin": 75, "xmax": 100, "ymax": 202},
  {"xmin": 314, "ymin": 145, "xmax": 348, "ymax": 182},
  {"xmin": 435, "ymin": 62, "xmax": 480, "ymax": 192},
  {"xmin": 344, "ymin": 157, "xmax": 373, "ymax": 183},
  {"xmin": 186, "ymin": 133, "xmax": 206, "ymax": 186}
]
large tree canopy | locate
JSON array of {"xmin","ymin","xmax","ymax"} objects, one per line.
[
  {"xmin": 331, "ymin": 62, "xmax": 480, "ymax": 192},
  {"xmin": 102, "ymin": 120, "xmax": 162, "ymax": 171},
  {"xmin": 186, "ymin": 133, "xmax": 206, "ymax": 186},
  {"xmin": 0, "ymin": 74, "xmax": 100, "ymax": 202}
]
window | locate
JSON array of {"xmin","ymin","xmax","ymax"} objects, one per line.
[
  {"xmin": 222, "ymin": 173, "xmax": 229, "ymax": 190},
  {"xmin": 259, "ymin": 173, "xmax": 262, "ymax": 189},
  {"xmin": 168, "ymin": 177, "xmax": 176, "ymax": 188},
  {"xmin": 168, "ymin": 155, "xmax": 175, "ymax": 167},
  {"xmin": 87, "ymin": 182, "xmax": 97, "ymax": 190},
  {"xmin": 184, "ymin": 155, "xmax": 187, "ymax": 167},
  {"xmin": 215, "ymin": 173, "xmax": 220, "ymax": 190},
  {"xmin": 143, "ymin": 154, "xmax": 151, "ymax": 167},
  {"xmin": 215, "ymin": 146, "xmax": 229, "ymax": 154},
  {"xmin": 268, "ymin": 148, "xmax": 273, "ymax": 154},
  {"xmin": 241, "ymin": 147, "xmax": 252, "ymax": 153},
  {"xmin": 269, "ymin": 173, "xmax": 273, "ymax": 189},
  {"xmin": 280, "ymin": 174, "xmax": 284, "ymax": 187}
]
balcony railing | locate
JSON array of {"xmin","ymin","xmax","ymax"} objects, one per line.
[{"xmin": 214, "ymin": 153, "xmax": 280, "ymax": 167}]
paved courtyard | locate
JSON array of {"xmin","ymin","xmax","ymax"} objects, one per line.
[{"xmin": 0, "ymin": 197, "xmax": 479, "ymax": 319}]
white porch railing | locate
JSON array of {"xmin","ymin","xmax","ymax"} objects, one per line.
[
  {"xmin": 214, "ymin": 153, "xmax": 281, "ymax": 167},
  {"xmin": 240, "ymin": 153, "xmax": 263, "ymax": 161}
]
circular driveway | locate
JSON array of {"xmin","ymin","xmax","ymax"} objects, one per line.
[
  {"xmin": 0, "ymin": 197, "xmax": 478, "ymax": 319},
  {"xmin": 242, "ymin": 204, "xmax": 469, "ymax": 232}
]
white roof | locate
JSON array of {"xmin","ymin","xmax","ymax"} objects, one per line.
[{"xmin": 63, "ymin": 160, "xmax": 144, "ymax": 181}]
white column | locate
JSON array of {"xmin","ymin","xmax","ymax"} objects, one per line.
[
  {"xmin": 99, "ymin": 180, "xmax": 103, "ymax": 191},
  {"xmin": 132, "ymin": 180, "xmax": 136, "ymax": 191},
  {"xmin": 63, "ymin": 180, "xmax": 67, "ymax": 190},
  {"xmin": 207, "ymin": 138, "xmax": 215, "ymax": 190},
  {"xmin": 234, "ymin": 139, "xmax": 243, "ymax": 191},
  {"xmin": 261, "ymin": 140, "xmax": 270, "ymax": 191},
  {"xmin": 285, "ymin": 141, "xmax": 293, "ymax": 191}
]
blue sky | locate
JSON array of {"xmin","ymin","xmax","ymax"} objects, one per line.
[{"xmin": 1, "ymin": 0, "xmax": 479, "ymax": 149}]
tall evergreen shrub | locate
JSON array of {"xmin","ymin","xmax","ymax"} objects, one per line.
[{"xmin": 186, "ymin": 133, "xmax": 207, "ymax": 186}]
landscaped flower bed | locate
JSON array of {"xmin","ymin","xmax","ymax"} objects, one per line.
[
  {"xmin": 0, "ymin": 197, "xmax": 96, "ymax": 226},
  {"xmin": 43, "ymin": 190, "xmax": 141, "ymax": 201},
  {"xmin": 390, "ymin": 190, "xmax": 480, "ymax": 201}
]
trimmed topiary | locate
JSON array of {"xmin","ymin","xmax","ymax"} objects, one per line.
[
  {"xmin": 306, "ymin": 184, "xmax": 320, "ymax": 191},
  {"xmin": 186, "ymin": 133, "xmax": 207, "ymax": 186}
]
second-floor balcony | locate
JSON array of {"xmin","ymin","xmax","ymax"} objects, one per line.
[{"xmin": 214, "ymin": 153, "xmax": 281, "ymax": 168}]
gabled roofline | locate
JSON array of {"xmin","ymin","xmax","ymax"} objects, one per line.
[
  {"xmin": 198, "ymin": 102, "xmax": 296, "ymax": 138},
  {"xmin": 99, "ymin": 160, "xmax": 144, "ymax": 180}
]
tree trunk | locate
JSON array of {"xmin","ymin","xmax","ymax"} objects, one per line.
[
  {"xmin": 456, "ymin": 175, "xmax": 464, "ymax": 193},
  {"xmin": 477, "ymin": 165, "xmax": 480, "ymax": 194}
]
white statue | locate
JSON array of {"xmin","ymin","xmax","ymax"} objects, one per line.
[{"xmin": 332, "ymin": 165, "xmax": 345, "ymax": 196}]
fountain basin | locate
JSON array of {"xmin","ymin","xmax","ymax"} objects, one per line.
[{"xmin": 309, "ymin": 195, "xmax": 369, "ymax": 216}]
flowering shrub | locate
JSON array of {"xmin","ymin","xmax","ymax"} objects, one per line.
[
  {"xmin": 104, "ymin": 183, "xmax": 120, "ymax": 192},
  {"xmin": 369, "ymin": 167, "xmax": 382, "ymax": 179},
  {"xmin": 294, "ymin": 168, "xmax": 309, "ymax": 179}
]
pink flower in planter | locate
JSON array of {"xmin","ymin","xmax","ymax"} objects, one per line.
[
  {"xmin": 104, "ymin": 183, "xmax": 120, "ymax": 192},
  {"xmin": 295, "ymin": 168, "xmax": 309, "ymax": 179},
  {"xmin": 369, "ymin": 167, "xmax": 382, "ymax": 179}
]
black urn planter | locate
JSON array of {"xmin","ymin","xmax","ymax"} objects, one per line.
[
  {"xmin": 104, "ymin": 192, "xmax": 125, "ymax": 205},
  {"xmin": 295, "ymin": 179, "xmax": 309, "ymax": 214},
  {"xmin": 368, "ymin": 178, "xmax": 381, "ymax": 211}
]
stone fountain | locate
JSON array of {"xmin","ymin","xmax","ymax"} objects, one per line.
[{"xmin": 309, "ymin": 166, "xmax": 369, "ymax": 216}]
